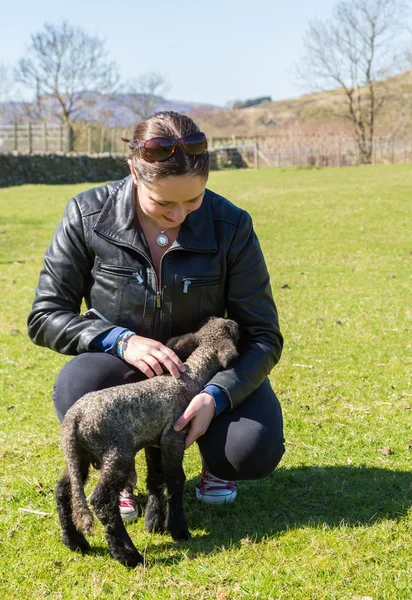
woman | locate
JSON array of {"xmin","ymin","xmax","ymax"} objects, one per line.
[{"xmin": 28, "ymin": 111, "xmax": 285, "ymax": 522}]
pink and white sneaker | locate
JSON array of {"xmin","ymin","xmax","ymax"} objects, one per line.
[
  {"xmin": 119, "ymin": 488, "xmax": 138, "ymax": 522},
  {"xmin": 195, "ymin": 467, "xmax": 237, "ymax": 505}
]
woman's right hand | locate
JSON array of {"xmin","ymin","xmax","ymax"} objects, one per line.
[{"xmin": 123, "ymin": 335, "xmax": 186, "ymax": 378}]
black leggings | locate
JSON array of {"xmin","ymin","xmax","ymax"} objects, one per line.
[{"xmin": 53, "ymin": 353, "xmax": 285, "ymax": 481}]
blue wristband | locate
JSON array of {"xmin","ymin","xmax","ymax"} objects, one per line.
[
  {"xmin": 92, "ymin": 327, "xmax": 129, "ymax": 352},
  {"xmin": 115, "ymin": 330, "xmax": 135, "ymax": 360}
]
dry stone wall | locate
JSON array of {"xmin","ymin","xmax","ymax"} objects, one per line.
[{"xmin": 0, "ymin": 153, "xmax": 129, "ymax": 187}]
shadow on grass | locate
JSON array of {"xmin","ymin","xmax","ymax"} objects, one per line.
[
  {"xmin": 138, "ymin": 465, "xmax": 412, "ymax": 565},
  {"xmin": 77, "ymin": 465, "xmax": 411, "ymax": 566}
]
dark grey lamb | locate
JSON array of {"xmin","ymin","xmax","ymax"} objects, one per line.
[{"xmin": 55, "ymin": 317, "xmax": 240, "ymax": 568}]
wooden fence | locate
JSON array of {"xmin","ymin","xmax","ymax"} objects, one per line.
[
  {"xmin": 0, "ymin": 123, "xmax": 67, "ymax": 153},
  {"xmin": 211, "ymin": 136, "xmax": 412, "ymax": 167}
]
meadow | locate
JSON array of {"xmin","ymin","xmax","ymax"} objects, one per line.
[{"xmin": 0, "ymin": 165, "xmax": 411, "ymax": 599}]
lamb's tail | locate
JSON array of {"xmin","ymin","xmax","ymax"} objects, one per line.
[{"xmin": 61, "ymin": 415, "xmax": 94, "ymax": 534}]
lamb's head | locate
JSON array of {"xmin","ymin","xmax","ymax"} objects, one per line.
[
  {"xmin": 195, "ymin": 317, "xmax": 240, "ymax": 368},
  {"xmin": 167, "ymin": 317, "xmax": 240, "ymax": 367}
]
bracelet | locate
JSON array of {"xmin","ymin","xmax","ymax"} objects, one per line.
[{"xmin": 114, "ymin": 330, "xmax": 135, "ymax": 360}]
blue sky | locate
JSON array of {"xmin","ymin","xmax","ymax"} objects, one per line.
[{"xmin": 0, "ymin": 0, "xmax": 385, "ymax": 106}]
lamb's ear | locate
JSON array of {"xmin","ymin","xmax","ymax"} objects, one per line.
[
  {"xmin": 166, "ymin": 333, "xmax": 198, "ymax": 361},
  {"xmin": 217, "ymin": 341, "xmax": 239, "ymax": 369}
]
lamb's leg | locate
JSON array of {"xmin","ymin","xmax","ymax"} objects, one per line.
[
  {"xmin": 55, "ymin": 456, "xmax": 90, "ymax": 552},
  {"xmin": 90, "ymin": 449, "xmax": 143, "ymax": 568},
  {"xmin": 144, "ymin": 446, "xmax": 166, "ymax": 534},
  {"xmin": 161, "ymin": 431, "xmax": 190, "ymax": 541}
]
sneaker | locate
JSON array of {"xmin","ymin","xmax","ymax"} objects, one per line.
[
  {"xmin": 119, "ymin": 488, "xmax": 139, "ymax": 522},
  {"xmin": 195, "ymin": 467, "xmax": 237, "ymax": 505}
]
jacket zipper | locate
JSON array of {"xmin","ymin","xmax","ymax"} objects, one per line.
[
  {"xmin": 182, "ymin": 277, "xmax": 220, "ymax": 293},
  {"xmin": 100, "ymin": 264, "xmax": 144, "ymax": 283},
  {"xmin": 157, "ymin": 248, "xmax": 184, "ymax": 306}
]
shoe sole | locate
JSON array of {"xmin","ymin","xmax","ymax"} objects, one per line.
[
  {"xmin": 120, "ymin": 510, "xmax": 139, "ymax": 523},
  {"xmin": 195, "ymin": 488, "xmax": 237, "ymax": 505}
]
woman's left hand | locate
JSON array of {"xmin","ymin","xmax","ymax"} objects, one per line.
[{"xmin": 174, "ymin": 392, "xmax": 215, "ymax": 448}]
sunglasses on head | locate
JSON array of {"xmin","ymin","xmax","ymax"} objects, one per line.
[{"xmin": 137, "ymin": 131, "xmax": 208, "ymax": 162}]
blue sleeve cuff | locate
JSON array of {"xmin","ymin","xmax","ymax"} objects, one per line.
[
  {"xmin": 92, "ymin": 327, "xmax": 129, "ymax": 352},
  {"xmin": 203, "ymin": 385, "xmax": 231, "ymax": 417}
]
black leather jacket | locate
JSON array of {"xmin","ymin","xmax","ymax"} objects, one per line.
[{"xmin": 28, "ymin": 175, "xmax": 283, "ymax": 410}]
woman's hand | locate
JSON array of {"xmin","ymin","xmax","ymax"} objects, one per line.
[
  {"xmin": 174, "ymin": 392, "xmax": 216, "ymax": 448},
  {"xmin": 123, "ymin": 335, "xmax": 186, "ymax": 378}
]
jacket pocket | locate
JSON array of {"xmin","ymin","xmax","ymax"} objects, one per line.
[
  {"xmin": 179, "ymin": 276, "xmax": 224, "ymax": 325},
  {"xmin": 100, "ymin": 264, "xmax": 144, "ymax": 283},
  {"xmin": 182, "ymin": 276, "xmax": 221, "ymax": 294}
]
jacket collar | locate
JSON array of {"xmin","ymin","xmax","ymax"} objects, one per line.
[{"xmin": 93, "ymin": 175, "xmax": 218, "ymax": 253}]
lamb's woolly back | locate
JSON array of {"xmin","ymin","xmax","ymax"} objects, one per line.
[{"xmin": 68, "ymin": 317, "xmax": 240, "ymax": 417}]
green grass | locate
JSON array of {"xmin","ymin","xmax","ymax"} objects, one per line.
[{"xmin": 0, "ymin": 165, "xmax": 411, "ymax": 599}]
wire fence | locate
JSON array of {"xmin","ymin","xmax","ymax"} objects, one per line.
[
  {"xmin": 252, "ymin": 139, "xmax": 412, "ymax": 167},
  {"xmin": 1, "ymin": 123, "xmax": 412, "ymax": 168}
]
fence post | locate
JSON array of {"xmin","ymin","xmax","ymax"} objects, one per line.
[
  {"xmin": 111, "ymin": 128, "xmax": 116, "ymax": 153},
  {"xmin": 338, "ymin": 140, "xmax": 341, "ymax": 167},
  {"xmin": 14, "ymin": 122, "xmax": 18, "ymax": 152},
  {"xmin": 44, "ymin": 122, "xmax": 47, "ymax": 152},
  {"xmin": 100, "ymin": 128, "xmax": 105, "ymax": 154},
  {"xmin": 59, "ymin": 125, "xmax": 64, "ymax": 152},
  {"xmin": 254, "ymin": 141, "xmax": 260, "ymax": 169},
  {"xmin": 28, "ymin": 122, "xmax": 32, "ymax": 154},
  {"xmin": 87, "ymin": 128, "xmax": 92, "ymax": 154}
]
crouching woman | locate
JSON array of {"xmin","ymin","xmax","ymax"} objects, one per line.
[{"xmin": 27, "ymin": 111, "xmax": 285, "ymax": 520}]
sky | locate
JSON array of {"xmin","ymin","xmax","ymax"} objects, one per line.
[{"xmin": 0, "ymin": 0, "xmax": 384, "ymax": 106}]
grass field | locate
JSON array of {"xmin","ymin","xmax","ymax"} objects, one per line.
[{"xmin": 0, "ymin": 165, "xmax": 411, "ymax": 599}]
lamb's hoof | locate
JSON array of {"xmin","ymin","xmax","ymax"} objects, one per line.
[
  {"xmin": 113, "ymin": 548, "xmax": 144, "ymax": 569},
  {"xmin": 145, "ymin": 506, "xmax": 166, "ymax": 534},
  {"xmin": 169, "ymin": 523, "xmax": 191, "ymax": 541},
  {"xmin": 62, "ymin": 532, "xmax": 90, "ymax": 553},
  {"xmin": 145, "ymin": 515, "xmax": 166, "ymax": 534}
]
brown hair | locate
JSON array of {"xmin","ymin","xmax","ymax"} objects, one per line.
[{"xmin": 125, "ymin": 111, "xmax": 209, "ymax": 185}]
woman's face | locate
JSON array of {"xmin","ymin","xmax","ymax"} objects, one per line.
[{"xmin": 132, "ymin": 170, "xmax": 207, "ymax": 230}]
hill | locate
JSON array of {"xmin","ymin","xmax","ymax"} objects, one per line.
[{"xmin": 189, "ymin": 69, "xmax": 412, "ymax": 140}]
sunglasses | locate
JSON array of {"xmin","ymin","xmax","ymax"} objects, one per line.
[{"xmin": 138, "ymin": 132, "xmax": 208, "ymax": 162}]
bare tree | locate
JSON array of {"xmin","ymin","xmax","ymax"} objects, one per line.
[
  {"xmin": 121, "ymin": 72, "xmax": 169, "ymax": 121},
  {"xmin": 298, "ymin": 0, "xmax": 409, "ymax": 163},
  {"xmin": 15, "ymin": 21, "xmax": 118, "ymax": 149}
]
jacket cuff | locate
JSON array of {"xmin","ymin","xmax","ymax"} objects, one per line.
[
  {"xmin": 202, "ymin": 385, "xmax": 231, "ymax": 417},
  {"xmin": 92, "ymin": 326, "xmax": 129, "ymax": 352}
]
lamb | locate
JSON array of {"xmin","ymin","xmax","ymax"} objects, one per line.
[{"xmin": 55, "ymin": 317, "xmax": 240, "ymax": 568}]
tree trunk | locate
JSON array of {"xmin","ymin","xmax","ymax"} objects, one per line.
[{"xmin": 63, "ymin": 114, "xmax": 74, "ymax": 153}]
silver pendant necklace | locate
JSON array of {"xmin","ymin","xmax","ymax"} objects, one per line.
[{"xmin": 156, "ymin": 229, "xmax": 169, "ymax": 247}]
